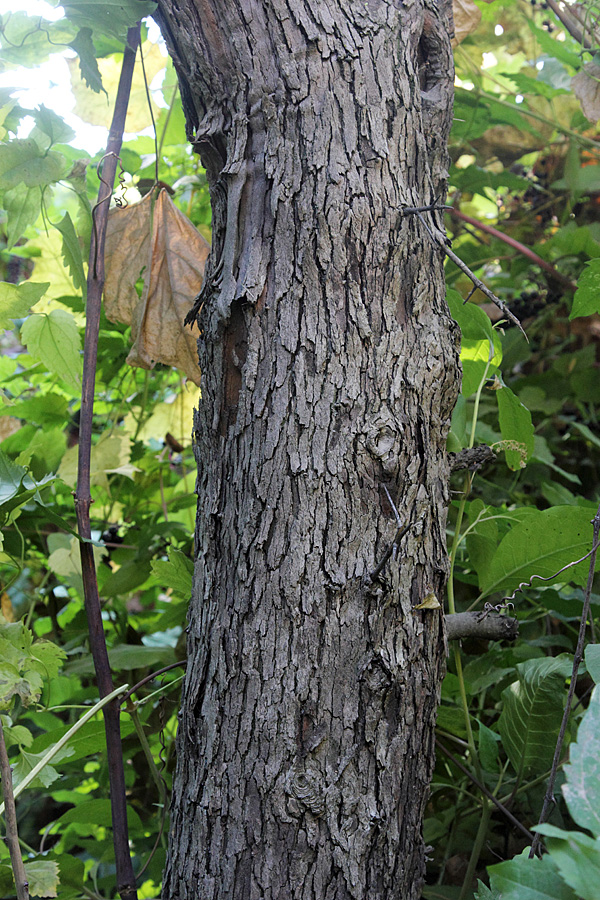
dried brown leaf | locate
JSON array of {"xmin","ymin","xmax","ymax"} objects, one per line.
[
  {"xmin": 452, "ymin": 0, "xmax": 482, "ymax": 47},
  {"xmin": 573, "ymin": 63, "xmax": 600, "ymax": 123},
  {"xmin": 104, "ymin": 190, "xmax": 210, "ymax": 385}
]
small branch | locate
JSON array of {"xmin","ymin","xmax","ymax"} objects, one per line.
[
  {"xmin": 121, "ymin": 661, "xmax": 186, "ymax": 705},
  {"xmin": 530, "ymin": 501, "xmax": 600, "ymax": 858},
  {"xmin": 363, "ymin": 486, "xmax": 411, "ymax": 585},
  {"xmin": 0, "ymin": 726, "xmax": 29, "ymax": 900},
  {"xmin": 400, "ymin": 206, "xmax": 527, "ymax": 337},
  {"xmin": 450, "ymin": 445, "xmax": 496, "ymax": 473},
  {"xmin": 545, "ymin": 0, "xmax": 590, "ymax": 48},
  {"xmin": 445, "ymin": 611, "xmax": 518, "ymax": 643},
  {"xmin": 450, "ymin": 209, "xmax": 577, "ymax": 293},
  {"xmin": 74, "ymin": 24, "xmax": 141, "ymax": 900},
  {"xmin": 436, "ymin": 738, "xmax": 535, "ymax": 843}
]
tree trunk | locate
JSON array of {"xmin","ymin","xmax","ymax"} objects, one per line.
[{"xmin": 155, "ymin": 1, "xmax": 460, "ymax": 897}]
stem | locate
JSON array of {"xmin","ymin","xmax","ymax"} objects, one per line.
[
  {"xmin": 74, "ymin": 24, "xmax": 141, "ymax": 900},
  {"xmin": 0, "ymin": 725, "xmax": 29, "ymax": 900},
  {"xmin": 459, "ymin": 798, "xmax": 492, "ymax": 900},
  {"xmin": 449, "ymin": 209, "xmax": 577, "ymax": 293}
]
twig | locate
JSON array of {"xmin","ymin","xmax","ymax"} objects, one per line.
[
  {"xmin": 445, "ymin": 611, "xmax": 518, "ymax": 642},
  {"xmin": 545, "ymin": 0, "xmax": 590, "ymax": 48},
  {"xmin": 450, "ymin": 209, "xmax": 578, "ymax": 293},
  {"xmin": 121, "ymin": 660, "xmax": 187, "ymax": 705},
  {"xmin": 0, "ymin": 726, "xmax": 29, "ymax": 900},
  {"xmin": 400, "ymin": 206, "xmax": 527, "ymax": 337},
  {"xmin": 74, "ymin": 24, "xmax": 141, "ymax": 900},
  {"xmin": 436, "ymin": 738, "xmax": 535, "ymax": 842},
  {"xmin": 530, "ymin": 501, "xmax": 600, "ymax": 857},
  {"xmin": 364, "ymin": 486, "xmax": 411, "ymax": 585}
]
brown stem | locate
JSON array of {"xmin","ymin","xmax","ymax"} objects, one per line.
[
  {"xmin": 74, "ymin": 24, "xmax": 141, "ymax": 900},
  {"xmin": 545, "ymin": 0, "xmax": 590, "ymax": 48},
  {"xmin": 530, "ymin": 501, "xmax": 600, "ymax": 858},
  {"xmin": 450, "ymin": 208, "xmax": 578, "ymax": 293},
  {"xmin": 0, "ymin": 725, "xmax": 29, "ymax": 900}
]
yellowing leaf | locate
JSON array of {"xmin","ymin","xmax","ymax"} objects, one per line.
[
  {"xmin": 29, "ymin": 230, "xmax": 78, "ymax": 302},
  {"xmin": 104, "ymin": 190, "xmax": 209, "ymax": 385},
  {"xmin": 124, "ymin": 382, "xmax": 200, "ymax": 445},
  {"xmin": 68, "ymin": 41, "xmax": 166, "ymax": 131},
  {"xmin": 24, "ymin": 859, "xmax": 60, "ymax": 898},
  {"xmin": 452, "ymin": 0, "xmax": 481, "ymax": 47},
  {"xmin": 58, "ymin": 431, "xmax": 138, "ymax": 490},
  {"xmin": 413, "ymin": 592, "xmax": 442, "ymax": 610}
]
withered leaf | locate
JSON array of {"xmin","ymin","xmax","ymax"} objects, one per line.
[
  {"xmin": 573, "ymin": 63, "xmax": 600, "ymax": 124},
  {"xmin": 104, "ymin": 189, "xmax": 210, "ymax": 386},
  {"xmin": 452, "ymin": 0, "xmax": 482, "ymax": 47}
]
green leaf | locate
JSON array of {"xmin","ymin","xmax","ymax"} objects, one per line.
[
  {"xmin": 59, "ymin": 0, "xmax": 157, "ymax": 41},
  {"xmin": 496, "ymin": 385, "xmax": 534, "ymax": 470},
  {"xmin": 24, "ymin": 859, "xmax": 60, "ymax": 899},
  {"xmin": 562, "ymin": 684, "xmax": 600, "ymax": 836},
  {"xmin": 101, "ymin": 559, "xmax": 151, "ymax": 597},
  {"xmin": 480, "ymin": 506, "xmax": 599, "ymax": 598},
  {"xmin": 0, "ymin": 281, "xmax": 49, "ymax": 329},
  {"xmin": 535, "ymin": 824, "xmax": 600, "ymax": 900},
  {"xmin": 0, "ymin": 14, "xmax": 77, "ymax": 67},
  {"xmin": 53, "ymin": 798, "xmax": 143, "ymax": 834},
  {"xmin": 29, "ymin": 105, "xmax": 75, "ymax": 149},
  {"xmin": 21, "ymin": 309, "xmax": 82, "ymax": 390},
  {"xmin": 585, "ymin": 646, "xmax": 600, "ymax": 685},
  {"xmin": 69, "ymin": 27, "xmax": 105, "ymax": 92},
  {"xmin": 475, "ymin": 881, "xmax": 501, "ymax": 900},
  {"xmin": 0, "ymin": 139, "xmax": 66, "ymax": 189},
  {"xmin": 526, "ymin": 20, "xmax": 582, "ymax": 70},
  {"xmin": 498, "ymin": 656, "xmax": 573, "ymax": 778},
  {"xmin": 54, "ymin": 212, "xmax": 86, "ymax": 299},
  {"xmin": 151, "ymin": 549, "xmax": 193, "ymax": 597},
  {"xmin": 3, "ymin": 183, "xmax": 41, "ymax": 249},
  {"xmin": 489, "ymin": 848, "xmax": 578, "ymax": 900},
  {"xmin": 570, "ymin": 260, "xmax": 600, "ymax": 320},
  {"xmin": 0, "ymin": 450, "xmax": 26, "ymax": 507},
  {"xmin": 11, "ymin": 745, "xmax": 74, "ymax": 791}
]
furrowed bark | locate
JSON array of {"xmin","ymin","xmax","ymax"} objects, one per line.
[{"xmin": 156, "ymin": 2, "xmax": 459, "ymax": 897}]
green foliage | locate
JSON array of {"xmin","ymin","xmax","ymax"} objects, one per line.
[{"xmin": 1, "ymin": 0, "xmax": 600, "ymax": 897}]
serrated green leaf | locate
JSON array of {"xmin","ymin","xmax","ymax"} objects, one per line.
[
  {"xmin": 570, "ymin": 260, "xmax": 600, "ymax": 320},
  {"xmin": 69, "ymin": 26, "xmax": 105, "ymax": 92},
  {"xmin": 585, "ymin": 646, "xmax": 600, "ymax": 685},
  {"xmin": 3, "ymin": 183, "xmax": 41, "ymax": 249},
  {"xmin": 29, "ymin": 105, "xmax": 75, "ymax": 149},
  {"xmin": 54, "ymin": 212, "xmax": 86, "ymax": 299},
  {"xmin": 497, "ymin": 385, "xmax": 534, "ymax": 470},
  {"xmin": 0, "ymin": 139, "xmax": 66, "ymax": 189},
  {"xmin": 481, "ymin": 506, "xmax": 598, "ymax": 598},
  {"xmin": 0, "ymin": 449, "xmax": 26, "ymax": 506},
  {"xmin": 489, "ymin": 848, "xmax": 578, "ymax": 899},
  {"xmin": 11, "ymin": 745, "xmax": 73, "ymax": 790},
  {"xmin": 0, "ymin": 14, "xmax": 77, "ymax": 67},
  {"xmin": 498, "ymin": 656, "xmax": 573, "ymax": 778},
  {"xmin": 24, "ymin": 859, "xmax": 60, "ymax": 899},
  {"xmin": 562, "ymin": 685, "xmax": 600, "ymax": 835},
  {"xmin": 21, "ymin": 309, "xmax": 82, "ymax": 390},
  {"xmin": 0, "ymin": 281, "xmax": 49, "ymax": 329},
  {"xmin": 535, "ymin": 824, "xmax": 600, "ymax": 900},
  {"xmin": 151, "ymin": 549, "xmax": 193, "ymax": 597}
]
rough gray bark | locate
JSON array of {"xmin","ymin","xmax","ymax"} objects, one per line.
[{"xmin": 155, "ymin": 1, "xmax": 460, "ymax": 897}]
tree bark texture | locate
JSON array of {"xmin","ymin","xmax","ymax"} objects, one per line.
[{"xmin": 155, "ymin": 1, "xmax": 460, "ymax": 897}]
